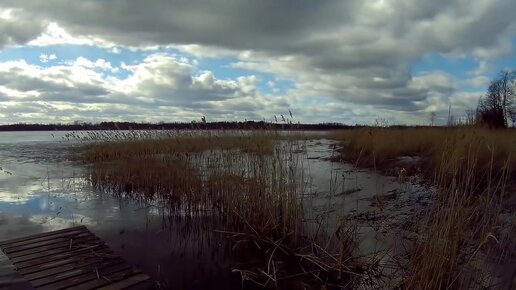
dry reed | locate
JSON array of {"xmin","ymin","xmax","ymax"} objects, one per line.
[
  {"xmin": 331, "ymin": 127, "xmax": 515, "ymax": 289},
  {"xmin": 330, "ymin": 127, "xmax": 516, "ymax": 186},
  {"xmin": 76, "ymin": 130, "xmax": 363, "ymax": 288}
]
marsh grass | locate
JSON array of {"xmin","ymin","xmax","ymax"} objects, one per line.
[
  {"xmin": 77, "ymin": 130, "xmax": 276, "ymax": 163},
  {"xmin": 330, "ymin": 127, "xmax": 516, "ymax": 186},
  {"xmin": 74, "ymin": 127, "xmax": 516, "ymax": 288},
  {"xmin": 404, "ymin": 144, "xmax": 511, "ymax": 289},
  {"xmin": 331, "ymin": 127, "xmax": 515, "ymax": 289},
  {"xmin": 82, "ymin": 131, "xmax": 302, "ymax": 232},
  {"xmin": 77, "ymin": 130, "xmax": 365, "ymax": 288}
]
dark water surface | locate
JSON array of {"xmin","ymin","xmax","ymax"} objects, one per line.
[
  {"xmin": 0, "ymin": 131, "xmax": 240, "ymax": 289},
  {"xmin": 0, "ymin": 131, "xmax": 426, "ymax": 289}
]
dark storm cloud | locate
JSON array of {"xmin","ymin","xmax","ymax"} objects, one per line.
[
  {"xmin": 0, "ymin": 72, "xmax": 107, "ymax": 98},
  {"xmin": 0, "ymin": 0, "xmax": 353, "ymax": 49},
  {"xmin": 0, "ymin": 92, "xmax": 9, "ymax": 102},
  {"xmin": 3, "ymin": 1, "xmax": 512, "ymax": 60},
  {"xmin": 0, "ymin": 8, "xmax": 46, "ymax": 49}
]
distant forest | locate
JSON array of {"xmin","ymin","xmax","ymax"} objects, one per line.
[{"xmin": 0, "ymin": 121, "xmax": 353, "ymax": 131}]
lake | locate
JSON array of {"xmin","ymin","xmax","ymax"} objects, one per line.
[{"xmin": 0, "ymin": 131, "xmax": 426, "ymax": 289}]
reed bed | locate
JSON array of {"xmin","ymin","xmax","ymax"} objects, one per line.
[
  {"xmin": 330, "ymin": 127, "xmax": 516, "ymax": 186},
  {"xmin": 331, "ymin": 127, "xmax": 515, "ymax": 289},
  {"xmin": 77, "ymin": 130, "xmax": 276, "ymax": 162},
  {"xmin": 76, "ymin": 127, "xmax": 516, "ymax": 289},
  {"xmin": 77, "ymin": 130, "xmax": 365, "ymax": 289},
  {"xmin": 404, "ymin": 142, "xmax": 511, "ymax": 289}
]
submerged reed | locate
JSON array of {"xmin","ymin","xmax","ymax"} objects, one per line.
[{"xmin": 77, "ymin": 130, "xmax": 363, "ymax": 288}]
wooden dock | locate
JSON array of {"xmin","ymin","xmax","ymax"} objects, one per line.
[{"xmin": 0, "ymin": 226, "xmax": 156, "ymax": 290}]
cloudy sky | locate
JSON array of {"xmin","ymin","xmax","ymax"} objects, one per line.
[{"xmin": 0, "ymin": 0, "xmax": 515, "ymax": 125}]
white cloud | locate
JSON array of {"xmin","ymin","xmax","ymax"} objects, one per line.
[
  {"xmin": 409, "ymin": 71, "xmax": 456, "ymax": 93},
  {"xmin": 0, "ymin": 54, "xmax": 292, "ymax": 123},
  {"xmin": 39, "ymin": 53, "xmax": 56, "ymax": 63},
  {"xmin": 173, "ymin": 44, "xmax": 238, "ymax": 59},
  {"xmin": 28, "ymin": 23, "xmax": 115, "ymax": 48},
  {"xmin": 72, "ymin": 57, "xmax": 117, "ymax": 73},
  {"xmin": 467, "ymin": 75, "xmax": 491, "ymax": 87}
]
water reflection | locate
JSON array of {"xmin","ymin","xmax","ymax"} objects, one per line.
[{"xmin": 0, "ymin": 131, "xmax": 241, "ymax": 289}]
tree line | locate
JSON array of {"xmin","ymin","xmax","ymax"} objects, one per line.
[{"xmin": 0, "ymin": 121, "xmax": 353, "ymax": 132}]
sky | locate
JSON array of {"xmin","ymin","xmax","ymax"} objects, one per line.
[{"xmin": 0, "ymin": 0, "xmax": 515, "ymax": 125}]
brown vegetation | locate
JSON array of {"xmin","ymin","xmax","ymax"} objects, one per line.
[
  {"xmin": 74, "ymin": 127, "xmax": 515, "ymax": 289},
  {"xmin": 331, "ymin": 127, "xmax": 515, "ymax": 289},
  {"xmin": 330, "ymin": 127, "xmax": 516, "ymax": 187},
  {"xmin": 77, "ymin": 130, "xmax": 365, "ymax": 289}
]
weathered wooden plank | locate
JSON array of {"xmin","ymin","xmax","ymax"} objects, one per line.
[
  {"xmin": 18, "ymin": 248, "xmax": 113, "ymax": 276},
  {"xmin": 1, "ymin": 228, "xmax": 89, "ymax": 250},
  {"xmin": 0, "ymin": 252, "xmax": 33, "ymax": 290},
  {"xmin": 8, "ymin": 235, "xmax": 98, "ymax": 259},
  {"xmin": 4, "ymin": 231, "xmax": 92, "ymax": 254},
  {"xmin": 6, "ymin": 234, "xmax": 97, "ymax": 258},
  {"xmin": 96, "ymin": 273, "xmax": 151, "ymax": 290},
  {"xmin": 37, "ymin": 263, "xmax": 133, "ymax": 290},
  {"xmin": 11, "ymin": 238, "xmax": 102, "ymax": 264},
  {"xmin": 23, "ymin": 256, "xmax": 114, "ymax": 281},
  {"xmin": 0, "ymin": 226, "xmax": 155, "ymax": 290},
  {"xmin": 0, "ymin": 226, "xmax": 87, "ymax": 247},
  {"xmin": 15, "ymin": 243, "xmax": 106, "ymax": 269},
  {"xmin": 30, "ymin": 259, "xmax": 124, "ymax": 288}
]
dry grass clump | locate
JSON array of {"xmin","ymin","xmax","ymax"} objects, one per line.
[
  {"xmin": 89, "ymin": 155, "xmax": 205, "ymax": 211},
  {"xmin": 78, "ymin": 127, "xmax": 516, "ymax": 288}
]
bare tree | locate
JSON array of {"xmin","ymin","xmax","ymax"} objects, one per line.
[
  {"xmin": 465, "ymin": 109, "xmax": 476, "ymax": 125},
  {"xmin": 430, "ymin": 112, "xmax": 436, "ymax": 126},
  {"xmin": 374, "ymin": 116, "xmax": 390, "ymax": 127},
  {"xmin": 477, "ymin": 70, "xmax": 516, "ymax": 128},
  {"xmin": 500, "ymin": 70, "xmax": 516, "ymax": 125},
  {"xmin": 447, "ymin": 114, "xmax": 456, "ymax": 127}
]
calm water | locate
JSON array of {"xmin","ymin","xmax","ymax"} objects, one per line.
[
  {"xmin": 0, "ymin": 131, "xmax": 237, "ymax": 289},
  {"xmin": 0, "ymin": 131, "xmax": 425, "ymax": 289}
]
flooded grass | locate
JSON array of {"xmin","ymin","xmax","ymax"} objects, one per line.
[
  {"xmin": 77, "ymin": 130, "xmax": 367, "ymax": 289},
  {"xmin": 331, "ymin": 127, "xmax": 516, "ymax": 289},
  {"xmin": 69, "ymin": 128, "xmax": 516, "ymax": 289}
]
